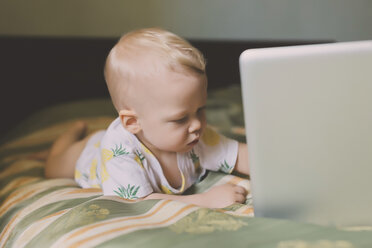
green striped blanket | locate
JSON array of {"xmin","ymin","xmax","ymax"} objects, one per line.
[{"xmin": 1, "ymin": 86, "xmax": 372, "ymax": 247}]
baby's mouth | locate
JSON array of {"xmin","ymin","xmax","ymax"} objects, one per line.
[{"xmin": 188, "ymin": 139, "xmax": 199, "ymax": 146}]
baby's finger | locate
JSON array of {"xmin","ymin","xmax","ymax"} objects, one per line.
[
  {"xmin": 234, "ymin": 185, "xmax": 247, "ymax": 195},
  {"xmin": 234, "ymin": 193, "xmax": 246, "ymax": 203}
]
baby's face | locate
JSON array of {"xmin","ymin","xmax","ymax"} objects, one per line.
[{"xmin": 136, "ymin": 69, "xmax": 207, "ymax": 155}]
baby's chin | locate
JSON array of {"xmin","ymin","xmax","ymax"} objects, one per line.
[
  {"xmin": 157, "ymin": 140, "xmax": 199, "ymax": 154},
  {"xmin": 177, "ymin": 142, "xmax": 199, "ymax": 154}
]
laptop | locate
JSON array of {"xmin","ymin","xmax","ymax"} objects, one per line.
[{"xmin": 239, "ymin": 40, "xmax": 372, "ymax": 227}]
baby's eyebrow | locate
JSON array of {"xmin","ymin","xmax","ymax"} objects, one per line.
[
  {"xmin": 167, "ymin": 105, "xmax": 207, "ymax": 120},
  {"xmin": 168, "ymin": 110, "xmax": 188, "ymax": 120}
]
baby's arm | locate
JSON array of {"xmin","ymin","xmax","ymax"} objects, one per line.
[
  {"xmin": 233, "ymin": 143, "xmax": 249, "ymax": 176},
  {"xmin": 144, "ymin": 183, "xmax": 247, "ymax": 208}
]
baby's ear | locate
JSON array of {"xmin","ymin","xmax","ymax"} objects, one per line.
[{"xmin": 119, "ymin": 109, "xmax": 142, "ymax": 134}]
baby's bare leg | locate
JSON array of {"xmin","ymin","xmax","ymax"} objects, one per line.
[{"xmin": 45, "ymin": 121, "xmax": 90, "ymax": 179}]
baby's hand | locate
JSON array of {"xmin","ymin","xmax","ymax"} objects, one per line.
[{"xmin": 200, "ymin": 184, "xmax": 247, "ymax": 208}]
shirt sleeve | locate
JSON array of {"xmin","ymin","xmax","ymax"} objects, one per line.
[
  {"xmin": 196, "ymin": 126, "xmax": 239, "ymax": 174},
  {"xmin": 99, "ymin": 147, "xmax": 153, "ymax": 199}
]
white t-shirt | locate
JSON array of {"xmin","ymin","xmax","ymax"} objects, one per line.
[{"xmin": 75, "ymin": 118, "xmax": 238, "ymax": 199}]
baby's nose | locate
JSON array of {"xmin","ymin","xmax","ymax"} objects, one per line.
[{"xmin": 189, "ymin": 117, "xmax": 202, "ymax": 133}]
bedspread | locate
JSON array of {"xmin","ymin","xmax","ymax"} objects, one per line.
[{"xmin": 1, "ymin": 86, "xmax": 372, "ymax": 248}]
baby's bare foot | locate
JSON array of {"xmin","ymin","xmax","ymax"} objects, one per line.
[
  {"xmin": 67, "ymin": 121, "xmax": 88, "ymax": 140},
  {"xmin": 27, "ymin": 149, "xmax": 50, "ymax": 161},
  {"xmin": 47, "ymin": 121, "xmax": 88, "ymax": 158}
]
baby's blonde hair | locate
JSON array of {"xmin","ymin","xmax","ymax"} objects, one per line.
[{"xmin": 104, "ymin": 27, "xmax": 206, "ymax": 111}]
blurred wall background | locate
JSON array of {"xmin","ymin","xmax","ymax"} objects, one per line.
[
  {"xmin": 0, "ymin": 0, "xmax": 371, "ymax": 41},
  {"xmin": 0, "ymin": 0, "xmax": 371, "ymax": 135}
]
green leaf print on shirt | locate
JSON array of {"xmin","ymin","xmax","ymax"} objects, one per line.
[
  {"xmin": 114, "ymin": 184, "xmax": 140, "ymax": 199},
  {"xmin": 220, "ymin": 160, "xmax": 233, "ymax": 173},
  {"xmin": 112, "ymin": 144, "xmax": 129, "ymax": 157},
  {"xmin": 82, "ymin": 173, "xmax": 89, "ymax": 182},
  {"xmin": 190, "ymin": 149, "xmax": 201, "ymax": 172},
  {"xmin": 134, "ymin": 150, "xmax": 145, "ymax": 168}
]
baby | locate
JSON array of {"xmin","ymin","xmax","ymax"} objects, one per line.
[{"xmin": 45, "ymin": 28, "xmax": 249, "ymax": 208}]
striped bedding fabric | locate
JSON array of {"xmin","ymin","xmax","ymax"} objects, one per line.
[{"xmin": 1, "ymin": 86, "xmax": 372, "ymax": 248}]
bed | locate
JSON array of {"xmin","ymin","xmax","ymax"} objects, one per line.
[{"xmin": 1, "ymin": 36, "xmax": 371, "ymax": 248}]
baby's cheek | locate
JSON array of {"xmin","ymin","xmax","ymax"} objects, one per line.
[{"xmin": 175, "ymin": 128, "xmax": 189, "ymax": 143}]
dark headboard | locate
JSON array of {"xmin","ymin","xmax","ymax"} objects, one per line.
[{"xmin": 0, "ymin": 36, "xmax": 331, "ymax": 134}]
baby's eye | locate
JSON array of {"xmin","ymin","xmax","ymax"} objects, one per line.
[
  {"xmin": 173, "ymin": 116, "xmax": 188, "ymax": 124},
  {"xmin": 197, "ymin": 107, "xmax": 206, "ymax": 115}
]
